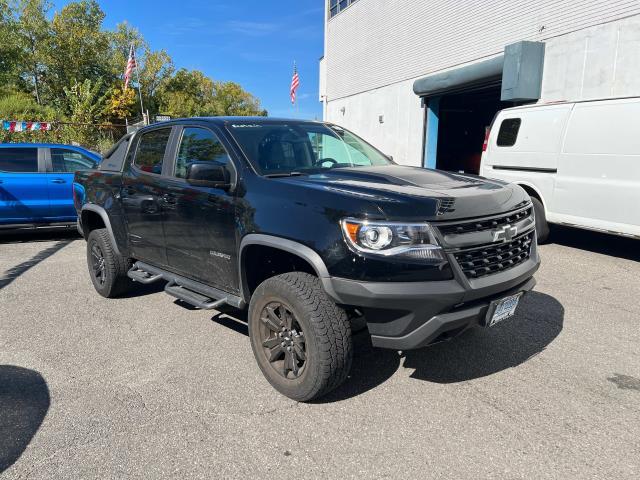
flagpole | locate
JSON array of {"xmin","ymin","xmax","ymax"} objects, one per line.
[{"xmin": 131, "ymin": 44, "xmax": 146, "ymax": 125}]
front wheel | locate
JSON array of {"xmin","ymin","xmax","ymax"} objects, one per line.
[{"xmin": 248, "ymin": 272, "xmax": 353, "ymax": 402}]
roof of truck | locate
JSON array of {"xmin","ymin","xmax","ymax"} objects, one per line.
[{"xmin": 170, "ymin": 116, "xmax": 323, "ymax": 124}]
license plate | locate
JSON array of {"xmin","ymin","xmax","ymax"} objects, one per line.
[{"xmin": 486, "ymin": 292, "xmax": 523, "ymax": 327}]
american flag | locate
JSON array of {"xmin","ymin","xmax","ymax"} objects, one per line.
[
  {"xmin": 124, "ymin": 45, "xmax": 136, "ymax": 89},
  {"xmin": 290, "ymin": 63, "xmax": 300, "ymax": 104}
]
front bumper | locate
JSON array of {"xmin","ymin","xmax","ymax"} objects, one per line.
[{"xmin": 322, "ymin": 244, "xmax": 540, "ymax": 350}]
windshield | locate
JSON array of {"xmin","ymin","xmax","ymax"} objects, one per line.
[{"xmin": 226, "ymin": 121, "xmax": 393, "ymax": 175}]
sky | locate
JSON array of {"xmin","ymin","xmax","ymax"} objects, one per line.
[{"xmin": 54, "ymin": 0, "xmax": 325, "ymax": 119}]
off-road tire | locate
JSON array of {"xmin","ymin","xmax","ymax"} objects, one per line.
[
  {"xmin": 248, "ymin": 272, "xmax": 353, "ymax": 402},
  {"xmin": 86, "ymin": 228, "xmax": 132, "ymax": 298},
  {"xmin": 531, "ymin": 197, "xmax": 550, "ymax": 244}
]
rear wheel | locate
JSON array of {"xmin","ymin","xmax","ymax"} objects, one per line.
[
  {"xmin": 86, "ymin": 228, "xmax": 132, "ymax": 298},
  {"xmin": 531, "ymin": 197, "xmax": 549, "ymax": 244},
  {"xmin": 248, "ymin": 272, "xmax": 352, "ymax": 402}
]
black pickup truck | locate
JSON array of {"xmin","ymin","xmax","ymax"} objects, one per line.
[{"xmin": 74, "ymin": 117, "xmax": 539, "ymax": 401}]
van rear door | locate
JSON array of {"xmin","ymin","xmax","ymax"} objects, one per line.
[
  {"xmin": 481, "ymin": 104, "xmax": 572, "ymax": 214},
  {"xmin": 556, "ymin": 98, "xmax": 640, "ymax": 235}
]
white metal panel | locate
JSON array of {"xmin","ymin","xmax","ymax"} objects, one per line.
[
  {"xmin": 562, "ymin": 98, "xmax": 640, "ymax": 155},
  {"xmin": 325, "ymin": 0, "xmax": 640, "ymax": 101},
  {"xmin": 491, "ymin": 104, "xmax": 572, "ymax": 157},
  {"xmin": 554, "ymin": 98, "xmax": 640, "ymax": 232}
]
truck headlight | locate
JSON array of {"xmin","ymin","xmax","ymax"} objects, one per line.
[{"xmin": 341, "ymin": 218, "xmax": 446, "ymax": 264}]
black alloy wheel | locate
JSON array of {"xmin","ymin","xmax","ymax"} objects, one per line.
[
  {"xmin": 248, "ymin": 272, "xmax": 353, "ymax": 401},
  {"xmin": 90, "ymin": 243, "xmax": 107, "ymax": 286},
  {"xmin": 259, "ymin": 302, "xmax": 306, "ymax": 379}
]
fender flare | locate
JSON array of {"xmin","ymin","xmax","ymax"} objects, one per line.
[
  {"xmin": 81, "ymin": 204, "xmax": 122, "ymax": 257},
  {"xmin": 238, "ymin": 234, "xmax": 338, "ymax": 303}
]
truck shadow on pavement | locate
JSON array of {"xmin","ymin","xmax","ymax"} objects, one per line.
[
  {"xmin": 318, "ymin": 291, "xmax": 564, "ymax": 402},
  {"xmin": 0, "ymin": 240, "xmax": 73, "ymax": 291},
  {"xmin": 549, "ymin": 225, "xmax": 639, "ymax": 262},
  {"xmin": 207, "ymin": 292, "xmax": 563, "ymax": 403},
  {"xmin": 0, "ymin": 366, "xmax": 50, "ymax": 474}
]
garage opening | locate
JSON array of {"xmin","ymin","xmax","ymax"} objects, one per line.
[{"xmin": 435, "ymin": 85, "xmax": 510, "ymax": 175}]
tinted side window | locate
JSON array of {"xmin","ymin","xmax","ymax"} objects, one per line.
[
  {"xmin": 0, "ymin": 148, "xmax": 38, "ymax": 173},
  {"xmin": 175, "ymin": 127, "xmax": 230, "ymax": 179},
  {"xmin": 134, "ymin": 128, "xmax": 171, "ymax": 174},
  {"xmin": 51, "ymin": 148, "xmax": 98, "ymax": 173},
  {"xmin": 496, "ymin": 118, "xmax": 521, "ymax": 147}
]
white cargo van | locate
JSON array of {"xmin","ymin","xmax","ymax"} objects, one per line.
[{"xmin": 480, "ymin": 97, "xmax": 640, "ymax": 242}]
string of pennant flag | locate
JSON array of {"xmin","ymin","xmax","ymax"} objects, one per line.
[{"xmin": 2, "ymin": 120, "xmax": 53, "ymax": 132}]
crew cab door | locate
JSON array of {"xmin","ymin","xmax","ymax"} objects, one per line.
[
  {"xmin": 162, "ymin": 125, "xmax": 239, "ymax": 293},
  {"xmin": 121, "ymin": 127, "xmax": 173, "ymax": 267},
  {"xmin": 0, "ymin": 147, "xmax": 49, "ymax": 225},
  {"xmin": 46, "ymin": 147, "xmax": 99, "ymax": 220}
]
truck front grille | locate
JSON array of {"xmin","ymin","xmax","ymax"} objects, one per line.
[
  {"xmin": 453, "ymin": 231, "xmax": 535, "ymax": 279},
  {"xmin": 438, "ymin": 206, "xmax": 532, "ymax": 236}
]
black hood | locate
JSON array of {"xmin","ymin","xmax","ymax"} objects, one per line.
[{"xmin": 274, "ymin": 165, "xmax": 530, "ymax": 221}]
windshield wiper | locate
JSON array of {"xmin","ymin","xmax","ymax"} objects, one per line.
[{"xmin": 263, "ymin": 171, "xmax": 307, "ymax": 178}]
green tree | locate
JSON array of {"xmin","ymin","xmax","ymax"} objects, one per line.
[
  {"xmin": 46, "ymin": 0, "xmax": 111, "ymax": 106},
  {"xmin": 140, "ymin": 48, "xmax": 174, "ymax": 112},
  {"xmin": 211, "ymin": 81, "xmax": 266, "ymax": 116},
  {"xmin": 102, "ymin": 84, "xmax": 136, "ymax": 122},
  {"xmin": 0, "ymin": 0, "xmax": 21, "ymax": 94},
  {"xmin": 15, "ymin": 0, "xmax": 51, "ymax": 104},
  {"xmin": 158, "ymin": 69, "xmax": 266, "ymax": 118},
  {"xmin": 60, "ymin": 79, "xmax": 107, "ymax": 147}
]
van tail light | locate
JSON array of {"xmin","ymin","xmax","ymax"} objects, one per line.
[{"xmin": 482, "ymin": 126, "xmax": 490, "ymax": 152}]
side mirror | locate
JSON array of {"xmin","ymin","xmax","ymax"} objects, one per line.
[{"xmin": 186, "ymin": 162, "xmax": 231, "ymax": 189}]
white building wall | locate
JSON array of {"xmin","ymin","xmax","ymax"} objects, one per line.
[
  {"xmin": 542, "ymin": 15, "xmax": 640, "ymax": 101},
  {"xmin": 323, "ymin": 0, "xmax": 640, "ymax": 167},
  {"xmin": 325, "ymin": 76, "xmax": 425, "ymax": 166}
]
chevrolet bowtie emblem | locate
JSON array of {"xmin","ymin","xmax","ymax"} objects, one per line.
[{"xmin": 492, "ymin": 224, "xmax": 518, "ymax": 243}]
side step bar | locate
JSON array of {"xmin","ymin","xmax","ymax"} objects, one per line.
[
  {"xmin": 127, "ymin": 261, "xmax": 245, "ymax": 310},
  {"xmin": 164, "ymin": 282, "xmax": 228, "ymax": 310},
  {"xmin": 127, "ymin": 269, "xmax": 163, "ymax": 284}
]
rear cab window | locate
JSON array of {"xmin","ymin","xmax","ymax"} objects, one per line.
[
  {"xmin": 133, "ymin": 128, "xmax": 171, "ymax": 175},
  {"xmin": 496, "ymin": 118, "xmax": 521, "ymax": 147},
  {"xmin": 0, "ymin": 147, "xmax": 39, "ymax": 172}
]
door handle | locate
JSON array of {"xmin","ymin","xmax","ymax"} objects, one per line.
[
  {"xmin": 162, "ymin": 193, "xmax": 177, "ymax": 204},
  {"xmin": 50, "ymin": 178, "xmax": 66, "ymax": 184}
]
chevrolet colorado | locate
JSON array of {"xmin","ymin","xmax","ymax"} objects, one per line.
[{"xmin": 74, "ymin": 117, "xmax": 539, "ymax": 401}]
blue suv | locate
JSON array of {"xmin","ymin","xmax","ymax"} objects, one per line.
[{"xmin": 0, "ymin": 143, "xmax": 101, "ymax": 228}]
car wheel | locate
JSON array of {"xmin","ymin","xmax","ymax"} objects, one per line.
[
  {"xmin": 531, "ymin": 197, "xmax": 549, "ymax": 244},
  {"xmin": 86, "ymin": 228, "xmax": 132, "ymax": 298},
  {"xmin": 248, "ymin": 272, "xmax": 353, "ymax": 402}
]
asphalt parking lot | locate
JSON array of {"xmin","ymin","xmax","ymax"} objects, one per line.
[{"xmin": 1, "ymin": 227, "xmax": 639, "ymax": 479}]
